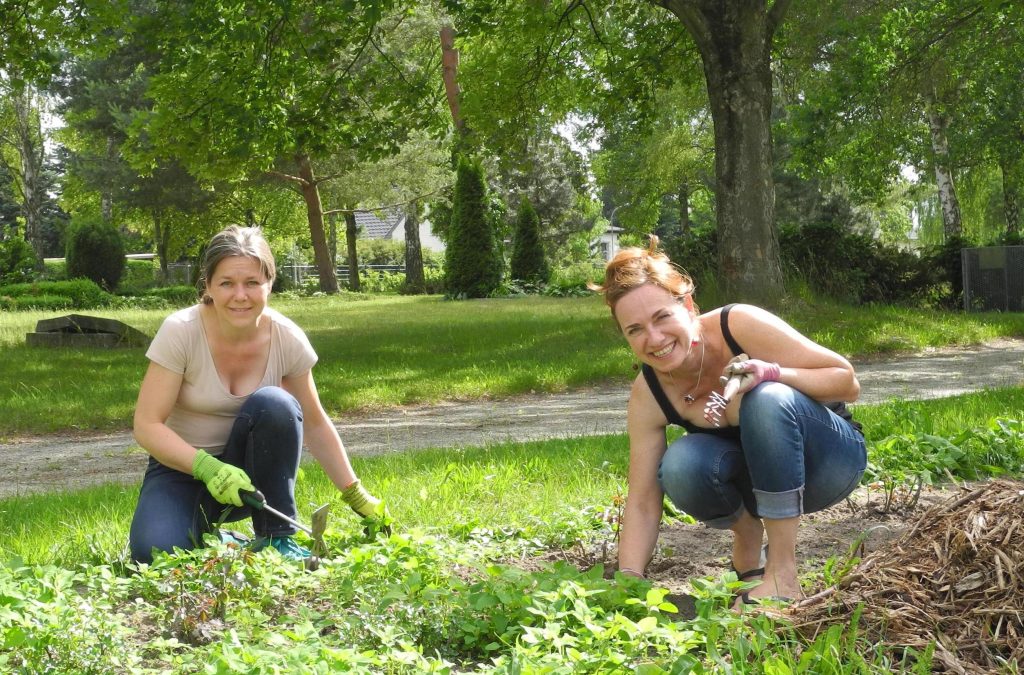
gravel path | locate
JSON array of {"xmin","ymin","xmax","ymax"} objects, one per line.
[{"xmin": 2, "ymin": 339, "xmax": 1022, "ymax": 499}]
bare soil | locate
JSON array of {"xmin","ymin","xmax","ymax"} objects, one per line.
[
  {"xmin": 1, "ymin": 338, "xmax": 1022, "ymax": 502},
  {"xmin": 531, "ymin": 480, "xmax": 964, "ymax": 612}
]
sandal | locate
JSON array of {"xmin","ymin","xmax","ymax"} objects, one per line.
[
  {"xmin": 740, "ymin": 591, "xmax": 793, "ymax": 605},
  {"xmin": 730, "ymin": 544, "xmax": 768, "ymax": 582},
  {"xmin": 731, "ymin": 565, "xmax": 765, "ymax": 581}
]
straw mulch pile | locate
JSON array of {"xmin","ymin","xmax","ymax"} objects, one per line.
[{"xmin": 791, "ymin": 479, "xmax": 1024, "ymax": 674}]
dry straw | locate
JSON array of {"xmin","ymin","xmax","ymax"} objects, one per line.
[{"xmin": 791, "ymin": 479, "xmax": 1024, "ymax": 673}]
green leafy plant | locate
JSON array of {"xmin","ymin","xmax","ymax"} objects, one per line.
[{"xmin": 0, "ymin": 237, "xmax": 37, "ymax": 284}]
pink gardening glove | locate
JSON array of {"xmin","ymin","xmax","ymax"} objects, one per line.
[{"xmin": 719, "ymin": 356, "xmax": 781, "ymax": 395}]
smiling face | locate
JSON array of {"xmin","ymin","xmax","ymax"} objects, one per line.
[
  {"xmin": 204, "ymin": 255, "xmax": 271, "ymax": 331},
  {"xmin": 615, "ymin": 283, "xmax": 699, "ymax": 372}
]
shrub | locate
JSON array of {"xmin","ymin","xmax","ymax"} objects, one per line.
[
  {"xmin": 357, "ymin": 238, "xmax": 406, "ymax": 266},
  {"xmin": 510, "ymin": 196, "xmax": 550, "ymax": 285},
  {"xmin": 663, "ymin": 226, "xmax": 718, "ymax": 281},
  {"xmin": 66, "ymin": 216, "xmax": 125, "ymax": 291},
  {"xmin": 920, "ymin": 235, "xmax": 970, "ymax": 309},
  {"xmin": 359, "ymin": 269, "xmax": 405, "ymax": 294},
  {"xmin": 444, "ymin": 157, "xmax": 502, "ymax": 298},
  {"xmin": 141, "ymin": 285, "xmax": 199, "ymax": 305},
  {"xmin": 0, "ymin": 278, "xmax": 112, "ymax": 309},
  {"xmin": 42, "ymin": 258, "xmax": 67, "ymax": 280},
  {"xmin": 356, "ymin": 237, "xmax": 444, "ymax": 268},
  {"xmin": 119, "ymin": 259, "xmax": 158, "ymax": 291},
  {"xmin": 779, "ymin": 221, "xmax": 935, "ymax": 305},
  {"xmin": 0, "ymin": 294, "xmax": 73, "ymax": 311},
  {"xmin": 0, "ymin": 237, "xmax": 37, "ymax": 284}
]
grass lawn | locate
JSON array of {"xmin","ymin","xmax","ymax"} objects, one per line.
[{"xmin": 1, "ymin": 294, "xmax": 1023, "ymax": 438}]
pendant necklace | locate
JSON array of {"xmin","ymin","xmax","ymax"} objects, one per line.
[{"xmin": 680, "ymin": 340, "xmax": 706, "ymax": 404}]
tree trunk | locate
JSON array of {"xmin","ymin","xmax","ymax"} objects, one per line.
[
  {"xmin": 101, "ymin": 136, "xmax": 115, "ymax": 222},
  {"xmin": 295, "ymin": 154, "xmax": 339, "ymax": 293},
  {"xmin": 10, "ymin": 88, "xmax": 46, "ymax": 269},
  {"xmin": 678, "ymin": 181, "xmax": 691, "ymax": 236},
  {"xmin": 659, "ymin": 0, "xmax": 787, "ymax": 303},
  {"xmin": 924, "ymin": 95, "xmax": 963, "ymax": 240},
  {"xmin": 154, "ymin": 211, "xmax": 170, "ymax": 283},
  {"xmin": 344, "ymin": 211, "xmax": 360, "ymax": 292},
  {"xmin": 327, "ymin": 211, "xmax": 339, "ymax": 266},
  {"xmin": 440, "ymin": 26, "xmax": 465, "ymax": 137},
  {"xmin": 999, "ymin": 146, "xmax": 1022, "ymax": 237},
  {"xmin": 404, "ymin": 199, "xmax": 426, "ymax": 293}
]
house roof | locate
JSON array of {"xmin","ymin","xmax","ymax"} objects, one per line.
[{"xmin": 355, "ymin": 209, "xmax": 405, "ymax": 239}]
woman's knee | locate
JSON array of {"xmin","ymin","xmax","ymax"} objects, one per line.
[
  {"xmin": 246, "ymin": 386, "xmax": 301, "ymax": 414},
  {"xmin": 738, "ymin": 381, "xmax": 796, "ymax": 427},
  {"xmin": 243, "ymin": 386, "xmax": 303, "ymax": 429},
  {"xmin": 658, "ymin": 438, "xmax": 718, "ymax": 514}
]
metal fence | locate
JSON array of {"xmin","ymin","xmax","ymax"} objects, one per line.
[
  {"xmin": 279, "ymin": 264, "xmax": 406, "ymax": 286},
  {"xmin": 166, "ymin": 262, "xmax": 194, "ymax": 285},
  {"xmin": 962, "ymin": 246, "xmax": 1024, "ymax": 312}
]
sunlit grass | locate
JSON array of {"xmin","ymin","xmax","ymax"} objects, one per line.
[{"xmin": 3, "ymin": 388, "xmax": 1022, "ymax": 567}]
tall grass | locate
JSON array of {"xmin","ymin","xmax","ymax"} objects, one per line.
[{"xmin": 1, "ymin": 294, "xmax": 1022, "ymax": 437}]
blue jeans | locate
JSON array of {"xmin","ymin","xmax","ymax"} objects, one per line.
[
  {"xmin": 658, "ymin": 382, "xmax": 866, "ymax": 529},
  {"xmin": 129, "ymin": 386, "xmax": 304, "ymax": 563}
]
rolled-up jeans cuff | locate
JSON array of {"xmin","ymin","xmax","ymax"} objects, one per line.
[
  {"xmin": 705, "ymin": 503, "xmax": 747, "ymax": 530},
  {"xmin": 754, "ymin": 486, "xmax": 803, "ymax": 519}
]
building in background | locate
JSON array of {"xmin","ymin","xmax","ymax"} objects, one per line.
[
  {"xmin": 355, "ymin": 209, "xmax": 445, "ymax": 252},
  {"xmin": 591, "ymin": 225, "xmax": 622, "ymax": 262}
]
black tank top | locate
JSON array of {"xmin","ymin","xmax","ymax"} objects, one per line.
[{"xmin": 641, "ymin": 304, "xmax": 862, "ymax": 436}]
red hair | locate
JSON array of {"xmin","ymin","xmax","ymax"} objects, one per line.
[{"xmin": 590, "ymin": 235, "xmax": 695, "ymax": 314}]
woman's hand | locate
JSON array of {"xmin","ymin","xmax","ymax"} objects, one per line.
[{"xmin": 721, "ymin": 355, "xmax": 781, "ymax": 395}]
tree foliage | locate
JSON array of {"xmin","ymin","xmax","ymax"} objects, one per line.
[
  {"xmin": 123, "ymin": 0, "xmax": 444, "ymax": 292},
  {"xmin": 444, "ymin": 157, "xmax": 501, "ymax": 297}
]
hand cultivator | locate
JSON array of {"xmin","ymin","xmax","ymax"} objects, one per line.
[
  {"xmin": 704, "ymin": 367, "xmax": 745, "ymax": 428},
  {"xmin": 241, "ymin": 489, "xmax": 330, "ymax": 569}
]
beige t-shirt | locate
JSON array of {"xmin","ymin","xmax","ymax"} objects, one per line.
[{"xmin": 145, "ymin": 305, "xmax": 318, "ymax": 452}]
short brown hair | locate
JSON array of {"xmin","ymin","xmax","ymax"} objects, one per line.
[
  {"xmin": 590, "ymin": 235, "xmax": 695, "ymax": 314},
  {"xmin": 198, "ymin": 225, "xmax": 276, "ymax": 304}
]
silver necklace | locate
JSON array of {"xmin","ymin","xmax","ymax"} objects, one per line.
[{"xmin": 680, "ymin": 340, "xmax": 705, "ymax": 404}]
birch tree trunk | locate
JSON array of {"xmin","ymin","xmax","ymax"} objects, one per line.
[
  {"xmin": 8, "ymin": 88, "xmax": 46, "ymax": 268},
  {"xmin": 924, "ymin": 94, "xmax": 963, "ymax": 239}
]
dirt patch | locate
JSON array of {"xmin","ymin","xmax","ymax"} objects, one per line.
[
  {"xmin": 536, "ymin": 481, "xmax": 961, "ymax": 596},
  {"xmin": 1, "ymin": 339, "xmax": 1022, "ymax": 500}
]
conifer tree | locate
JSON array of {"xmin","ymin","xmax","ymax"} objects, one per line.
[
  {"xmin": 444, "ymin": 157, "xmax": 501, "ymax": 298},
  {"xmin": 510, "ymin": 195, "xmax": 549, "ymax": 285}
]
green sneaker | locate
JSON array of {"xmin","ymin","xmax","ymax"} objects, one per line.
[
  {"xmin": 253, "ymin": 535, "xmax": 311, "ymax": 561},
  {"xmin": 217, "ymin": 529, "xmax": 252, "ymax": 547}
]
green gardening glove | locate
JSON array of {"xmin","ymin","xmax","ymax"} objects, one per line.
[
  {"xmin": 192, "ymin": 449, "xmax": 255, "ymax": 507},
  {"xmin": 341, "ymin": 479, "xmax": 384, "ymax": 518}
]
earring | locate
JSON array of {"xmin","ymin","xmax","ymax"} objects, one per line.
[
  {"xmin": 631, "ymin": 361, "xmax": 640, "ymax": 372},
  {"xmin": 691, "ymin": 338, "xmax": 700, "ymax": 346}
]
